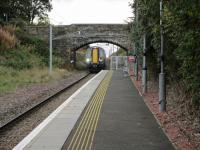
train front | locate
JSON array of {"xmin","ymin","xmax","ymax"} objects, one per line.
[{"xmin": 86, "ymin": 47, "xmax": 106, "ymax": 72}]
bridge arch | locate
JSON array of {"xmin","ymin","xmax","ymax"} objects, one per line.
[
  {"xmin": 25, "ymin": 24, "xmax": 133, "ymax": 65},
  {"xmin": 73, "ymin": 40, "xmax": 129, "ymax": 52}
]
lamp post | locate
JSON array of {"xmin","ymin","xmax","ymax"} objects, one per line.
[
  {"xmin": 142, "ymin": 33, "xmax": 147, "ymax": 94},
  {"xmin": 134, "ymin": 0, "xmax": 139, "ymax": 81},
  {"xmin": 159, "ymin": 0, "xmax": 166, "ymax": 112},
  {"xmin": 49, "ymin": 24, "xmax": 53, "ymax": 75}
]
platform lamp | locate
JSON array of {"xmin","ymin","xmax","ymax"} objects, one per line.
[
  {"xmin": 159, "ymin": 0, "xmax": 166, "ymax": 112},
  {"xmin": 134, "ymin": 0, "xmax": 139, "ymax": 81}
]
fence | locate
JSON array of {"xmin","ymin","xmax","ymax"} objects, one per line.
[{"xmin": 110, "ymin": 56, "xmax": 135, "ymax": 76}]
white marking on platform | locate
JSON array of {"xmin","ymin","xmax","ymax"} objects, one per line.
[
  {"xmin": 139, "ymin": 91, "xmax": 142, "ymax": 96},
  {"xmin": 13, "ymin": 70, "xmax": 108, "ymax": 150}
]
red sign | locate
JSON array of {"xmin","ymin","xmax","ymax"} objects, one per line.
[{"xmin": 128, "ymin": 56, "xmax": 136, "ymax": 62}]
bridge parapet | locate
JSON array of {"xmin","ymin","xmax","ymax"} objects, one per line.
[{"xmin": 25, "ymin": 24, "xmax": 132, "ymax": 53}]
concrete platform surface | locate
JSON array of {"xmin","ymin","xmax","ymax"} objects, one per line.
[
  {"xmin": 13, "ymin": 71, "xmax": 108, "ymax": 150},
  {"xmin": 14, "ymin": 70, "xmax": 174, "ymax": 150},
  {"xmin": 92, "ymin": 71, "xmax": 174, "ymax": 150},
  {"xmin": 63, "ymin": 71, "xmax": 174, "ymax": 150}
]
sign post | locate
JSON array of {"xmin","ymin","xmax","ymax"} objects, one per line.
[{"xmin": 128, "ymin": 56, "xmax": 136, "ymax": 76}]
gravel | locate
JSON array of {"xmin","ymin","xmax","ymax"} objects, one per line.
[
  {"xmin": 0, "ymin": 71, "xmax": 88, "ymax": 127},
  {"xmin": 0, "ymin": 72, "xmax": 94, "ymax": 150},
  {"xmin": 131, "ymin": 76, "xmax": 199, "ymax": 150}
]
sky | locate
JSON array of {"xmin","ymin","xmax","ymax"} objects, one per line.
[
  {"xmin": 49, "ymin": 0, "xmax": 133, "ymax": 57},
  {"xmin": 90, "ymin": 43, "xmax": 119, "ymax": 57},
  {"xmin": 49, "ymin": 0, "xmax": 133, "ymax": 25}
]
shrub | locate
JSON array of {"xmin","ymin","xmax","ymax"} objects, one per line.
[
  {"xmin": 0, "ymin": 27, "xmax": 17, "ymax": 50},
  {"xmin": 0, "ymin": 46, "xmax": 44, "ymax": 70},
  {"xmin": 16, "ymin": 29, "xmax": 64, "ymax": 67},
  {"xmin": 16, "ymin": 29, "xmax": 49, "ymax": 63},
  {"xmin": 2, "ymin": 25, "xmax": 16, "ymax": 35}
]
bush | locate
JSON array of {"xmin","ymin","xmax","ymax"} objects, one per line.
[
  {"xmin": 16, "ymin": 29, "xmax": 53, "ymax": 65},
  {"xmin": 0, "ymin": 25, "xmax": 64, "ymax": 71},
  {"xmin": 0, "ymin": 27, "xmax": 17, "ymax": 50},
  {"xmin": 9, "ymin": 18, "xmax": 28, "ymax": 28},
  {"xmin": 130, "ymin": 0, "xmax": 200, "ymax": 110},
  {"xmin": 0, "ymin": 46, "xmax": 43, "ymax": 70},
  {"xmin": 2, "ymin": 25, "xmax": 16, "ymax": 35},
  {"xmin": 16, "ymin": 29, "xmax": 64, "ymax": 67}
]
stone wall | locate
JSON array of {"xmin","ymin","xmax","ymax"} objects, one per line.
[{"xmin": 25, "ymin": 24, "xmax": 132, "ymax": 53}]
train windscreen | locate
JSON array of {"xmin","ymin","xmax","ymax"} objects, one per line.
[{"xmin": 92, "ymin": 48, "xmax": 98, "ymax": 64}]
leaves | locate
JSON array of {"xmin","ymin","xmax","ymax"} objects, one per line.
[
  {"xmin": 0, "ymin": 0, "xmax": 52, "ymax": 24},
  {"xmin": 130, "ymin": 0, "xmax": 200, "ymax": 108}
]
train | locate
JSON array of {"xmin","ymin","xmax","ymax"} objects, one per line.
[{"xmin": 85, "ymin": 46, "xmax": 106, "ymax": 72}]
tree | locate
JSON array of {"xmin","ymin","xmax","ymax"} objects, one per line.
[
  {"xmin": 129, "ymin": 0, "xmax": 200, "ymax": 111},
  {"xmin": 22, "ymin": 0, "xmax": 52, "ymax": 23},
  {"xmin": 0, "ymin": 0, "xmax": 52, "ymax": 24}
]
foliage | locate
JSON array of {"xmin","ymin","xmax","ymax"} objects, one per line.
[
  {"xmin": 37, "ymin": 16, "xmax": 50, "ymax": 25},
  {"xmin": 76, "ymin": 49, "xmax": 87, "ymax": 70},
  {"xmin": 0, "ymin": 0, "xmax": 52, "ymax": 24},
  {"xmin": 112, "ymin": 48, "xmax": 127, "ymax": 56},
  {"xmin": 0, "ymin": 26, "xmax": 17, "ymax": 51},
  {"xmin": 0, "ymin": 46, "xmax": 43, "ymax": 70},
  {"xmin": 15, "ymin": 28, "xmax": 64, "ymax": 66},
  {"xmin": 0, "ymin": 67, "xmax": 71, "ymax": 94},
  {"xmin": 130, "ymin": 0, "xmax": 200, "ymax": 109},
  {"xmin": 0, "ymin": 25, "xmax": 64, "ymax": 70}
]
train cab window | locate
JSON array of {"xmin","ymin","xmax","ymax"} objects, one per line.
[{"xmin": 86, "ymin": 49, "xmax": 92, "ymax": 58}]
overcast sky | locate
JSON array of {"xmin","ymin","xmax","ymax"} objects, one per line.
[{"xmin": 49, "ymin": 0, "xmax": 133, "ymax": 25}]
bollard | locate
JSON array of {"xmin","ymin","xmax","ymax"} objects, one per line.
[
  {"xmin": 142, "ymin": 69, "xmax": 147, "ymax": 94},
  {"xmin": 159, "ymin": 73, "xmax": 166, "ymax": 112}
]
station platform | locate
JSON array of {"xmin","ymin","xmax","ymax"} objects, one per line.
[{"xmin": 14, "ymin": 70, "xmax": 174, "ymax": 150}]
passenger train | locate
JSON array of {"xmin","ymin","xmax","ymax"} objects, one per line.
[{"xmin": 85, "ymin": 47, "xmax": 106, "ymax": 72}]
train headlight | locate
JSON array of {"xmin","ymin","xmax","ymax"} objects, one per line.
[
  {"xmin": 86, "ymin": 58, "xmax": 90, "ymax": 63},
  {"xmin": 99, "ymin": 57, "xmax": 103, "ymax": 62}
]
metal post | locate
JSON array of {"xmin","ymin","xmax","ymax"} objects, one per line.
[
  {"xmin": 134, "ymin": 0, "xmax": 139, "ymax": 81},
  {"xmin": 49, "ymin": 24, "xmax": 53, "ymax": 74},
  {"xmin": 5, "ymin": 14, "xmax": 8, "ymax": 22},
  {"xmin": 110, "ymin": 56, "xmax": 113, "ymax": 70},
  {"xmin": 113, "ymin": 44, "xmax": 115, "ymax": 55},
  {"xmin": 115, "ymin": 56, "xmax": 118, "ymax": 70},
  {"xmin": 159, "ymin": 0, "xmax": 166, "ymax": 112},
  {"xmin": 73, "ymin": 50, "xmax": 76, "ymax": 68},
  {"xmin": 142, "ymin": 33, "xmax": 147, "ymax": 94},
  {"xmin": 134, "ymin": 44, "xmax": 138, "ymax": 80}
]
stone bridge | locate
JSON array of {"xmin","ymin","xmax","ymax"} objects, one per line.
[
  {"xmin": 25, "ymin": 24, "xmax": 132, "ymax": 63},
  {"xmin": 26, "ymin": 24, "xmax": 131, "ymax": 49}
]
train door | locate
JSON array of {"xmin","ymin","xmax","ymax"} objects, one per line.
[{"xmin": 92, "ymin": 48, "xmax": 99, "ymax": 64}]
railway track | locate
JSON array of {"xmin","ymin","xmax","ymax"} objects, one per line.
[{"xmin": 0, "ymin": 73, "xmax": 90, "ymax": 130}]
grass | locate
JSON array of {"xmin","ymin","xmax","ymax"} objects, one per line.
[
  {"xmin": 0, "ymin": 67, "xmax": 72, "ymax": 94},
  {"xmin": 0, "ymin": 27, "xmax": 17, "ymax": 50}
]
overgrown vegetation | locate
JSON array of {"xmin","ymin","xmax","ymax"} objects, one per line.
[
  {"xmin": 0, "ymin": 0, "xmax": 52, "ymax": 24},
  {"xmin": 129, "ymin": 0, "xmax": 200, "ymax": 115},
  {"xmin": 112, "ymin": 48, "xmax": 127, "ymax": 56},
  {"xmin": 0, "ymin": 67, "xmax": 69, "ymax": 93},
  {"xmin": 0, "ymin": 25, "xmax": 65, "ymax": 94},
  {"xmin": 76, "ymin": 48, "xmax": 87, "ymax": 70}
]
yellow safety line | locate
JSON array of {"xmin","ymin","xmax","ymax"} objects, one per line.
[
  {"xmin": 80, "ymin": 81, "xmax": 106, "ymax": 149},
  {"xmin": 68, "ymin": 73, "xmax": 108, "ymax": 149},
  {"xmin": 89, "ymin": 72, "xmax": 113, "ymax": 150},
  {"xmin": 69, "ymin": 91, "xmax": 100, "ymax": 150},
  {"xmin": 84, "ymin": 78, "xmax": 109, "ymax": 149},
  {"xmin": 67, "ymin": 71, "xmax": 113, "ymax": 150},
  {"xmin": 68, "ymin": 84, "xmax": 101, "ymax": 149},
  {"xmin": 75, "ymin": 87, "xmax": 104, "ymax": 149},
  {"xmin": 74, "ymin": 82, "xmax": 106, "ymax": 150}
]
